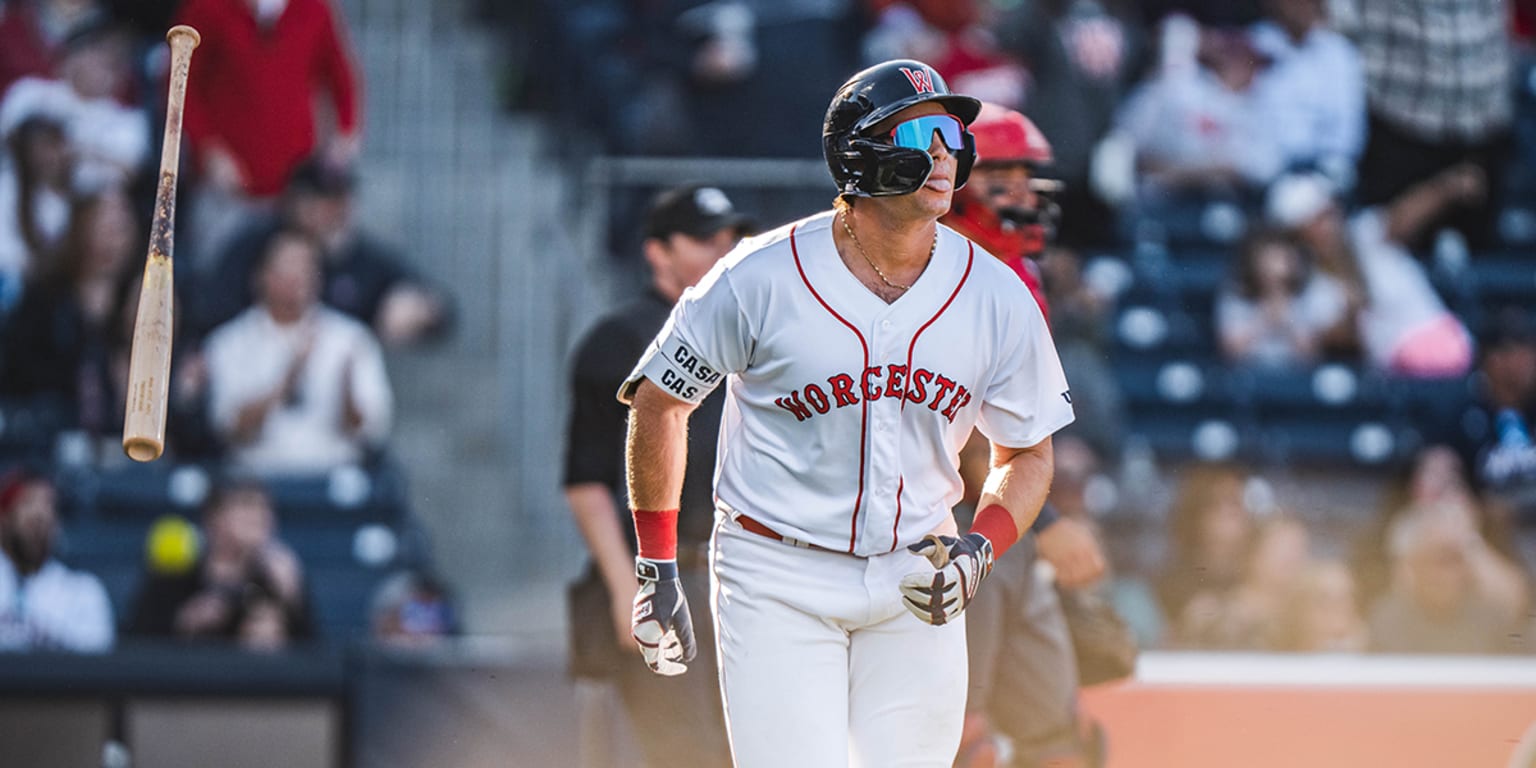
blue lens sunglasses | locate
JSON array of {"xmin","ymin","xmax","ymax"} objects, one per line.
[{"xmin": 888, "ymin": 114, "xmax": 967, "ymax": 151}]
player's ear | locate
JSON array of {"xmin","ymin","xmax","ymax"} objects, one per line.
[{"xmin": 642, "ymin": 236, "xmax": 669, "ymax": 272}]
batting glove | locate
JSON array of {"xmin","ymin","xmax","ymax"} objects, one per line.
[
  {"xmin": 632, "ymin": 557, "xmax": 696, "ymax": 676},
  {"xmin": 899, "ymin": 533, "xmax": 995, "ymax": 626}
]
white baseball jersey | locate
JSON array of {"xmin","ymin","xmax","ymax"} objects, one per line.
[{"xmin": 621, "ymin": 209, "xmax": 1074, "ymax": 556}]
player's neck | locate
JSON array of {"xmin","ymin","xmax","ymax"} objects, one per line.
[{"xmin": 847, "ymin": 205, "xmax": 937, "ymax": 268}]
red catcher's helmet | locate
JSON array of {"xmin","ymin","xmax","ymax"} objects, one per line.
[{"xmin": 969, "ymin": 102, "xmax": 1052, "ymax": 167}]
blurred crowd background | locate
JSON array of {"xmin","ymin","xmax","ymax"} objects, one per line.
[
  {"xmin": 0, "ymin": 0, "xmax": 1534, "ymax": 763},
  {"xmin": 0, "ymin": 0, "xmax": 457, "ymax": 656}
]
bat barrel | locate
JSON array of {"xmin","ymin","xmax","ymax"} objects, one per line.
[{"xmin": 123, "ymin": 26, "xmax": 198, "ymax": 463}]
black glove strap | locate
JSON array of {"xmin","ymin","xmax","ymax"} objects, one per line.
[{"xmin": 636, "ymin": 558, "xmax": 679, "ymax": 582}]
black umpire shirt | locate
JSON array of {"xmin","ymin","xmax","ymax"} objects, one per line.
[{"xmin": 563, "ymin": 290, "xmax": 725, "ymax": 548}]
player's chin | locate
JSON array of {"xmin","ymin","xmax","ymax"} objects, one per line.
[{"xmin": 914, "ymin": 185, "xmax": 955, "ymax": 217}]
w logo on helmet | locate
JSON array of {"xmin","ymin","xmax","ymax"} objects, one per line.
[{"xmin": 899, "ymin": 67, "xmax": 936, "ymax": 94}]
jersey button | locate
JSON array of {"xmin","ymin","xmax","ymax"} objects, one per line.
[{"xmin": 881, "ymin": 320, "xmax": 892, "ymax": 329}]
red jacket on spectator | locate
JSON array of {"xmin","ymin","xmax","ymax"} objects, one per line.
[
  {"xmin": 0, "ymin": 2, "xmax": 56, "ymax": 98},
  {"xmin": 174, "ymin": 0, "xmax": 360, "ymax": 197},
  {"xmin": 1516, "ymin": 0, "xmax": 1536, "ymax": 42}
]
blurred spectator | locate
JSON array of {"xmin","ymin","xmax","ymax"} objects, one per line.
[
  {"xmin": 861, "ymin": 1, "xmax": 1029, "ymax": 109},
  {"xmin": 1248, "ymin": 0, "xmax": 1366, "ymax": 186},
  {"xmin": 530, "ymin": 0, "xmax": 692, "ymax": 155},
  {"xmin": 370, "ymin": 568, "xmax": 459, "ymax": 649},
  {"xmin": 0, "ymin": 114, "xmax": 71, "ymax": 303},
  {"xmin": 0, "ymin": 469, "xmax": 114, "ymax": 651},
  {"xmin": 205, "ymin": 229, "xmax": 393, "ymax": 474},
  {"xmin": 1039, "ymin": 246, "xmax": 1126, "ymax": 461},
  {"xmin": 680, "ymin": 0, "xmax": 860, "ymax": 158},
  {"xmin": 1054, "ymin": 434, "xmax": 1164, "ymax": 648},
  {"xmin": 0, "ymin": 0, "xmax": 104, "ymax": 96},
  {"xmin": 128, "ymin": 480, "xmax": 314, "ymax": 649},
  {"xmin": 1368, "ymin": 502, "xmax": 1524, "ymax": 654},
  {"xmin": 175, "ymin": 0, "xmax": 362, "ymax": 261},
  {"xmin": 0, "ymin": 16, "xmax": 149, "ymax": 194},
  {"xmin": 1341, "ymin": 0, "xmax": 1513, "ymax": 247},
  {"xmin": 1272, "ymin": 558, "xmax": 1367, "ymax": 652},
  {"xmin": 1112, "ymin": 16, "xmax": 1281, "ymax": 203},
  {"xmin": 1215, "ymin": 227, "xmax": 1350, "ymax": 368},
  {"xmin": 998, "ymin": 0, "xmax": 1146, "ymax": 247},
  {"xmin": 1444, "ymin": 310, "xmax": 1536, "ymax": 520},
  {"xmin": 1266, "ymin": 170, "xmax": 1476, "ymax": 377},
  {"xmin": 195, "ymin": 157, "xmax": 453, "ymax": 346},
  {"xmin": 1173, "ymin": 514, "xmax": 1310, "ymax": 649},
  {"xmin": 0, "ymin": 186, "xmax": 138, "ymax": 427},
  {"xmin": 1155, "ymin": 462, "xmax": 1259, "ymax": 623},
  {"xmin": 1354, "ymin": 446, "xmax": 1528, "ymax": 615}
]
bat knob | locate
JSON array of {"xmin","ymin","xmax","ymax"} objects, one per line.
[
  {"xmin": 167, "ymin": 24, "xmax": 201, "ymax": 49},
  {"xmin": 124, "ymin": 437, "xmax": 164, "ymax": 463}
]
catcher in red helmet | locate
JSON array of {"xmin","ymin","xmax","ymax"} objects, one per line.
[
  {"xmin": 943, "ymin": 102, "xmax": 1062, "ymax": 322},
  {"xmin": 946, "ymin": 104, "xmax": 1116, "ymax": 768}
]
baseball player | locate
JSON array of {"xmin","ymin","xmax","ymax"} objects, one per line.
[
  {"xmin": 619, "ymin": 60, "xmax": 1074, "ymax": 767},
  {"xmin": 564, "ymin": 184, "xmax": 752, "ymax": 767},
  {"xmin": 944, "ymin": 104, "xmax": 1109, "ymax": 768}
]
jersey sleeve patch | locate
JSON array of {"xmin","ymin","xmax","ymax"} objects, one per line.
[{"xmin": 617, "ymin": 334, "xmax": 726, "ymax": 406}]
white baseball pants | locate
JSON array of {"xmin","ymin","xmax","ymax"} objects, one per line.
[{"xmin": 709, "ymin": 513, "xmax": 967, "ymax": 768}]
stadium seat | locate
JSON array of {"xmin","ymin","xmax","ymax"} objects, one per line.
[
  {"xmin": 56, "ymin": 518, "xmax": 154, "ymax": 624},
  {"xmin": 307, "ymin": 564, "xmax": 400, "ymax": 643},
  {"xmin": 0, "ymin": 396, "xmax": 70, "ymax": 463},
  {"xmin": 1389, "ymin": 375, "xmax": 1476, "ymax": 444},
  {"xmin": 1245, "ymin": 364, "xmax": 1399, "ymax": 466},
  {"xmin": 70, "ymin": 462, "xmax": 213, "ymax": 519},
  {"xmin": 1467, "ymin": 254, "xmax": 1536, "ymax": 311},
  {"xmin": 263, "ymin": 462, "xmax": 411, "ymax": 523},
  {"xmin": 1116, "ymin": 357, "xmax": 1255, "ymax": 462}
]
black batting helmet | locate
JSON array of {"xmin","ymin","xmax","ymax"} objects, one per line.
[{"xmin": 823, "ymin": 59, "xmax": 981, "ymax": 198}]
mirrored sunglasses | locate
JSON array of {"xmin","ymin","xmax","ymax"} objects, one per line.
[{"xmin": 889, "ymin": 114, "xmax": 967, "ymax": 151}]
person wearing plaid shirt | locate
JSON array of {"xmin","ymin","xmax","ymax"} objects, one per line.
[{"xmin": 1340, "ymin": 0, "xmax": 1514, "ymax": 246}]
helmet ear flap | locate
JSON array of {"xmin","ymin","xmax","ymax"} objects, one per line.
[
  {"xmin": 833, "ymin": 146, "xmax": 868, "ymax": 194},
  {"xmin": 845, "ymin": 139, "xmax": 935, "ymax": 196}
]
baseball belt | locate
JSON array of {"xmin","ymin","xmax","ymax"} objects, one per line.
[{"xmin": 731, "ymin": 510, "xmax": 840, "ymax": 554}]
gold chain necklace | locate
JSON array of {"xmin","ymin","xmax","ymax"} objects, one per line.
[{"xmin": 841, "ymin": 211, "xmax": 934, "ymax": 292}]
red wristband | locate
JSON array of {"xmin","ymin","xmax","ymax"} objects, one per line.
[
  {"xmin": 634, "ymin": 508, "xmax": 679, "ymax": 560},
  {"xmin": 969, "ymin": 504, "xmax": 1019, "ymax": 558}
]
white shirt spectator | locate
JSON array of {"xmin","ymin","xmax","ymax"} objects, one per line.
[
  {"xmin": 0, "ymin": 76, "xmax": 149, "ymax": 192},
  {"xmin": 1348, "ymin": 208, "xmax": 1466, "ymax": 370},
  {"xmin": 1117, "ymin": 67, "xmax": 1282, "ymax": 188},
  {"xmin": 206, "ymin": 305, "xmax": 393, "ymax": 474},
  {"xmin": 1249, "ymin": 21, "xmax": 1366, "ymax": 180},
  {"xmin": 0, "ymin": 553, "xmax": 114, "ymax": 652},
  {"xmin": 0, "ymin": 169, "xmax": 69, "ymax": 296},
  {"xmin": 1216, "ymin": 273, "xmax": 1349, "ymax": 368}
]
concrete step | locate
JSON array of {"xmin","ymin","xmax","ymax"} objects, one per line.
[{"xmin": 337, "ymin": 0, "xmax": 589, "ymax": 638}]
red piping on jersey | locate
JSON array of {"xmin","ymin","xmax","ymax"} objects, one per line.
[
  {"xmin": 890, "ymin": 240, "xmax": 975, "ymax": 552},
  {"xmin": 791, "ymin": 224, "xmax": 869, "ymax": 554}
]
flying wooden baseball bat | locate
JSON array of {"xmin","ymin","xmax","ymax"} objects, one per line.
[{"xmin": 123, "ymin": 25, "xmax": 200, "ymax": 463}]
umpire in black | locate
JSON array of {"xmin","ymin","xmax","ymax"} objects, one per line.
[{"xmin": 563, "ymin": 184, "xmax": 753, "ymax": 767}]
